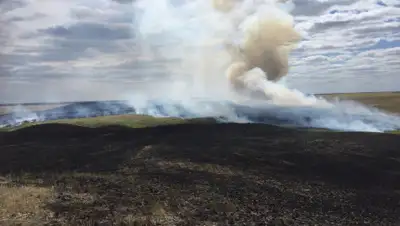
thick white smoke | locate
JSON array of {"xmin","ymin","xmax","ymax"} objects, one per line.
[
  {"xmin": 0, "ymin": 105, "xmax": 44, "ymax": 128},
  {"xmin": 123, "ymin": 0, "xmax": 400, "ymax": 132},
  {"xmin": 131, "ymin": 0, "xmax": 303, "ymax": 99},
  {"xmin": 2, "ymin": 0, "xmax": 399, "ymax": 132}
]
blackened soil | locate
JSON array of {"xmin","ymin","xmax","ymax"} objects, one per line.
[{"xmin": 0, "ymin": 123, "xmax": 399, "ymax": 225}]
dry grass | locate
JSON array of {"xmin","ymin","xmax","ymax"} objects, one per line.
[
  {"xmin": 0, "ymin": 114, "xmax": 216, "ymax": 132},
  {"xmin": 51, "ymin": 115, "xmax": 213, "ymax": 128},
  {"xmin": 320, "ymin": 92, "xmax": 400, "ymax": 114},
  {"xmin": 120, "ymin": 202, "xmax": 183, "ymax": 226},
  {"xmin": 0, "ymin": 104, "xmax": 65, "ymax": 116},
  {"xmin": 0, "ymin": 181, "xmax": 54, "ymax": 226}
]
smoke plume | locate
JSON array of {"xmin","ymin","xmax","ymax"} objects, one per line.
[
  {"xmin": 2, "ymin": 0, "xmax": 400, "ymax": 133},
  {"xmin": 124, "ymin": 0, "xmax": 400, "ymax": 132},
  {"xmin": 217, "ymin": 0, "xmax": 301, "ymax": 94},
  {"xmin": 132, "ymin": 0, "xmax": 302, "ymax": 101}
]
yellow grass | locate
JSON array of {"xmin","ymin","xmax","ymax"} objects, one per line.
[
  {"xmin": 0, "ymin": 104, "xmax": 65, "ymax": 116},
  {"xmin": 0, "ymin": 183, "xmax": 54, "ymax": 225},
  {"xmin": 320, "ymin": 92, "xmax": 400, "ymax": 114}
]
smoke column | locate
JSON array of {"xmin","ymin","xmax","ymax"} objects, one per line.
[
  {"xmin": 132, "ymin": 0, "xmax": 301, "ymax": 99},
  {"xmin": 123, "ymin": 0, "xmax": 400, "ymax": 133},
  {"xmin": 130, "ymin": 0, "xmax": 335, "ymax": 106},
  {"xmin": 3, "ymin": 0, "xmax": 400, "ymax": 132}
]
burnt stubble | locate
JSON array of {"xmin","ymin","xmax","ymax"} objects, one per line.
[{"xmin": 0, "ymin": 123, "xmax": 399, "ymax": 225}]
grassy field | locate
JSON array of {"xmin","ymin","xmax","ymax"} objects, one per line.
[
  {"xmin": 0, "ymin": 115, "xmax": 216, "ymax": 132},
  {"xmin": 1, "ymin": 92, "xmax": 400, "ymax": 225}
]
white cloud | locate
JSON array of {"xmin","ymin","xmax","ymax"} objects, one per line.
[{"xmin": 288, "ymin": 0, "xmax": 399, "ymax": 93}]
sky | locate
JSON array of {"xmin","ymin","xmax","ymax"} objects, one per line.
[{"xmin": 0, "ymin": 0, "xmax": 399, "ymax": 103}]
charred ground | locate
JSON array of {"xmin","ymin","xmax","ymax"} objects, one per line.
[
  {"xmin": 0, "ymin": 121, "xmax": 399, "ymax": 225},
  {"xmin": 1, "ymin": 92, "xmax": 400, "ymax": 225}
]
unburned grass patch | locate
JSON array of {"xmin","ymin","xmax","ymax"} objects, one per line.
[
  {"xmin": 0, "ymin": 183, "xmax": 54, "ymax": 225},
  {"xmin": 320, "ymin": 92, "xmax": 400, "ymax": 114},
  {"xmin": 0, "ymin": 104, "xmax": 66, "ymax": 116},
  {"xmin": 0, "ymin": 115, "xmax": 217, "ymax": 132}
]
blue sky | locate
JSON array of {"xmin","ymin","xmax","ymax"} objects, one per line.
[{"xmin": 0, "ymin": 0, "xmax": 399, "ymax": 103}]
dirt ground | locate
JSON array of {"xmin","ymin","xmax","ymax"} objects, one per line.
[{"xmin": 0, "ymin": 123, "xmax": 399, "ymax": 225}]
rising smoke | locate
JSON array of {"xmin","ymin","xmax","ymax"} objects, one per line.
[
  {"xmin": 131, "ymin": 0, "xmax": 331, "ymax": 104},
  {"xmin": 2, "ymin": 0, "xmax": 400, "ymax": 132},
  {"xmin": 125, "ymin": 0, "xmax": 400, "ymax": 132},
  {"xmin": 132, "ymin": 0, "xmax": 301, "ymax": 100},
  {"xmin": 216, "ymin": 0, "xmax": 301, "ymax": 89}
]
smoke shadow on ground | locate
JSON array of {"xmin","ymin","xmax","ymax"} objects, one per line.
[{"xmin": 0, "ymin": 123, "xmax": 399, "ymax": 225}]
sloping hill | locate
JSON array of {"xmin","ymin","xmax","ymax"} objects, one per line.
[{"xmin": 0, "ymin": 121, "xmax": 399, "ymax": 225}]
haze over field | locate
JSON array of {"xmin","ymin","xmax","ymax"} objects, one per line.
[{"xmin": 1, "ymin": 0, "xmax": 400, "ymax": 132}]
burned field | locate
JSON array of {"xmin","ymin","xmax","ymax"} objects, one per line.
[
  {"xmin": 0, "ymin": 92, "xmax": 399, "ymax": 225},
  {"xmin": 0, "ymin": 122, "xmax": 399, "ymax": 225}
]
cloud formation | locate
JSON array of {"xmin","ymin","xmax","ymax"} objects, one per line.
[{"xmin": 0, "ymin": 0, "xmax": 399, "ymax": 102}]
